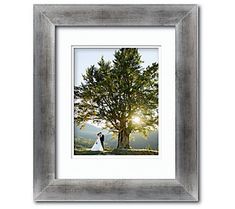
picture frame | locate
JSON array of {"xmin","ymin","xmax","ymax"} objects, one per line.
[{"xmin": 34, "ymin": 4, "xmax": 199, "ymax": 201}]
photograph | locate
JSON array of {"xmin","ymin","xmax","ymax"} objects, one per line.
[{"xmin": 73, "ymin": 47, "xmax": 159, "ymax": 155}]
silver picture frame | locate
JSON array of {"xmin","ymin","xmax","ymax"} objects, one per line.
[{"xmin": 34, "ymin": 4, "xmax": 199, "ymax": 201}]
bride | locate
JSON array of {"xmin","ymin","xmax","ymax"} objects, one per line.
[{"xmin": 91, "ymin": 133, "xmax": 103, "ymax": 151}]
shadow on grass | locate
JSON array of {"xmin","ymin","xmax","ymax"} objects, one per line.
[{"xmin": 74, "ymin": 148, "xmax": 158, "ymax": 155}]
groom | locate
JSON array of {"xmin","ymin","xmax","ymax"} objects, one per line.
[{"xmin": 99, "ymin": 132, "xmax": 105, "ymax": 149}]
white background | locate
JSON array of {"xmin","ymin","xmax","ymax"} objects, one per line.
[
  {"xmin": 57, "ymin": 27, "xmax": 175, "ymax": 179},
  {"xmin": 0, "ymin": 0, "xmax": 235, "ymax": 208}
]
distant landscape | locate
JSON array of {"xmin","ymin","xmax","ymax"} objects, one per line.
[{"xmin": 74, "ymin": 123, "xmax": 158, "ymax": 155}]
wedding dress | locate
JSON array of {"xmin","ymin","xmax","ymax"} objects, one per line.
[{"xmin": 91, "ymin": 136, "xmax": 103, "ymax": 151}]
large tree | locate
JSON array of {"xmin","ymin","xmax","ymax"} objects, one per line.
[{"xmin": 74, "ymin": 48, "xmax": 158, "ymax": 149}]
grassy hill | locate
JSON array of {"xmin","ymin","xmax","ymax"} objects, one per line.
[{"xmin": 74, "ymin": 148, "xmax": 158, "ymax": 155}]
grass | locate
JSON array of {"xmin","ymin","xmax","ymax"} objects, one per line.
[{"xmin": 74, "ymin": 148, "xmax": 158, "ymax": 155}]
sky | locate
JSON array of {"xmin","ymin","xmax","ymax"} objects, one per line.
[{"xmin": 74, "ymin": 48, "xmax": 159, "ymax": 86}]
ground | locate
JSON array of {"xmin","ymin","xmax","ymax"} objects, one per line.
[{"xmin": 74, "ymin": 148, "xmax": 158, "ymax": 155}]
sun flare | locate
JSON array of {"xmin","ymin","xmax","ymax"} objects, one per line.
[{"xmin": 132, "ymin": 116, "xmax": 141, "ymax": 124}]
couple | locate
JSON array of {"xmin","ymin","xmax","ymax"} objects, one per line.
[{"xmin": 91, "ymin": 132, "xmax": 105, "ymax": 151}]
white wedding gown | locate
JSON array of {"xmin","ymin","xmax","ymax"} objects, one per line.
[{"xmin": 91, "ymin": 137, "xmax": 103, "ymax": 151}]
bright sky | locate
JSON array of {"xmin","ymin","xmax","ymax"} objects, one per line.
[{"xmin": 74, "ymin": 48, "xmax": 159, "ymax": 86}]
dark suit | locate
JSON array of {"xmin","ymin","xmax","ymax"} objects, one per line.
[{"xmin": 100, "ymin": 134, "xmax": 104, "ymax": 149}]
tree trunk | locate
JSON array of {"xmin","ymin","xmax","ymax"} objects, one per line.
[{"xmin": 117, "ymin": 129, "xmax": 130, "ymax": 149}]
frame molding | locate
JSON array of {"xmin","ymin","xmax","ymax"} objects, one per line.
[{"xmin": 34, "ymin": 4, "xmax": 198, "ymax": 201}]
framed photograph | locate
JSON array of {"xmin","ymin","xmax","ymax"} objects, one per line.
[{"xmin": 34, "ymin": 4, "xmax": 199, "ymax": 201}]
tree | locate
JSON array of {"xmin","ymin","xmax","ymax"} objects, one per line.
[{"xmin": 74, "ymin": 48, "xmax": 158, "ymax": 149}]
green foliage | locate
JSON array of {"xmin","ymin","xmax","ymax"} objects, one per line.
[
  {"xmin": 74, "ymin": 48, "xmax": 158, "ymax": 136},
  {"xmin": 145, "ymin": 144, "xmax": 153, "ymax": 150}
]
